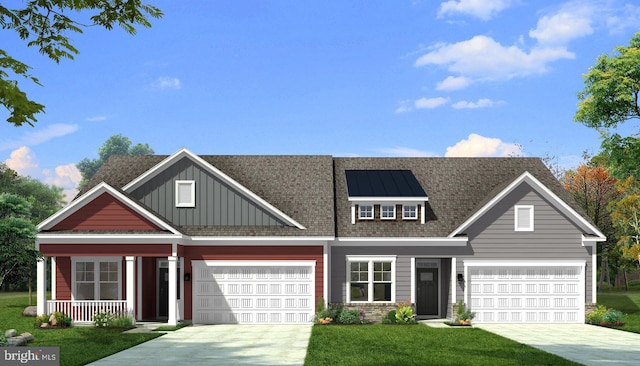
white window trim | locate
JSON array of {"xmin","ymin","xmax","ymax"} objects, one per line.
[
  {"xmin": 71, "ymin": 256, "xmax": 122, "ymax": 301},
  {"xmin": 346, "ymin": 255, "xmax": 396, "ymax": 303},
  {"xmin": 381, "ymin": 205, "xmax": 396, "ymax": 220},
  {"xmin": 514, "ymin": 205, "xmax": 534, "ymax": 231},
  {"xmin": 402, "ymin": 205, "xmax": 418, "ymax": 220},
  {"xmin": 175, "ymin": 180, "xmax": 196, "ymax": 208},
  {"xmin": 358, "ymin": 205, "xmax": 374, "ymax": 220}
]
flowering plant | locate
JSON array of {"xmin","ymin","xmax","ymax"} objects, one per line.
[
  {"xmin": 317, "ymin": 317, "xmax": 333, "ymax": 325},
  {"xmin": 93, "ymin": 309, "xmax": 115, "ymax": 328},
  {"xmin": 395, "ymin": 300, "xmax": 416, "ymax": 324}
]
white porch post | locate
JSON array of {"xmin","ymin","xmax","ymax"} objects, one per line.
[
  {"xmin": 36, "ymin": 256, "xmax": 47, "ymax": 315},
  {"xmin": 125, "ymin": 256, "xmax": 136, "ymax": 324},
  {"xmin": 50, "ymin": 257, "xmax": 56, "ymax": 301},
  {"xmin": 168, "ymin": 256, "xmax": 178, "ymax": 325}
]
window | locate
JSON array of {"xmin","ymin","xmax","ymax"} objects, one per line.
[
  {"xmin": 514, "ymin": 205, "xmax": 534, "ymax": 231},
  {"xmin": 347, "ymin": 256, "xmax": 395, "ymax": 302},
  {"xmin": 358, "ymin": 205, "xmax": 373, "ymax": 220},
  {"xmin": 403, "ymin": 205, "xmax": 417, "ymax": 220},
  {"xmin": 175, "ymin": 180, "xmax": 195, "ymax": 207},
  {"xmin": 381, "ymin": 205, "xmax": 395, "ymax": 220},
  {"xmin": 74, "ymin": 258, "xmax": 121, "ymax": 300}
]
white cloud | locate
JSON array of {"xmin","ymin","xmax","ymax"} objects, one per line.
[
  {"xmin": 0, "ymin": 124, "xmax": 78, "ymax": 151},
  {"xmin": 5, "ymin": 146, "xmax": 40, "ymax": 177},
  {"xmin": 445, "ymin": 133, "xmax": 523, "ymax": 157},
  {"xmin": 438, "ymin": 0, "xmax": 515, "ymax": 20},
  {"xmin": 86, "ymin": 116, "xmax": 107, "ymax": 122},
  {"xmin": 436, "ymin": 76, "xmax": 472, "ymax": 91},
  {"xmin": 415, "ymin": 35, "xmax": 574, "ymax": 80},
  {"xmin": 151, "ymin": 77, "xmax": 182, "ymax": 90},
  {"xmin": 529, "ymin": 12, "xmax": 593, "ymax": 45},
  {"xmin": 415, "ymin": 97, "xmax": 449, "ymax": 109},
  {"xmin": 395, "ymin": 100, "xmax": 414, "ymax": 114},
  {"xmin": 3, "ymin": 147, "xmax": 81, "ymax": 203},
  {"xmin": 377, "ymin": 147, "xmax": 438, "ymax": 157},
  {"xmin": 452, "ymin": 98, "xmax": 504, "ymax": 109}
]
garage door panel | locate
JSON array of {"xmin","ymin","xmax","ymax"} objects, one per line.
[
  {"xmin": 469, "ymin": 265, "xmax": 583, "ymax": 323},
  {"xmin": 192, "ymin": 261, "xmax": 315, "ymax": 324}
]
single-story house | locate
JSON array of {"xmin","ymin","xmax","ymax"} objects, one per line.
[{"xmin": 36, "ymin": 148, "xmax": 605, "ymax": 325}]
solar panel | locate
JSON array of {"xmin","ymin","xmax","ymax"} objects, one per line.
[{"xmin": 345, "ymin": 170, "xmax": 427, "ymax": 197}]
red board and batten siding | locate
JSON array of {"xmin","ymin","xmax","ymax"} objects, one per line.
[
  {"xmin": 183, "ymin": 245, "xmax": 324, "ymax": 321},
  {"xmin": 39, "ymin": 244, "xmax": 172, "ymax": 257},
  {"xmin": 50, "ymin": 192, "xmax": 163, "ymax": 231}
]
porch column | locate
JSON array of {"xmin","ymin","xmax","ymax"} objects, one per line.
[
  {"xmin": 50, "ymin": 257, "xmax": 56, "ymax": 301},
  {"xmin": 168, "ymin": 256, "xmax": 178, "ymax": 325},
  {"xmin": 36, "ymin": 256, "xmax": 47, "ymax": 315},
  {"xmin": 125, "ymin": 256, "xmax": 136, "ymax": 324},
  {"xmin": 137, "ymin": 257, "xmax": 142, "ymax": 321}
]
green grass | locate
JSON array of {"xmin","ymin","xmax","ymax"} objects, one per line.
[
  {"xmin": 304, "ymin": 325, "xmax": 580, "ymax": 366},
  {"xmin": 598, "ymin": 291, "xmax": 640, "ymax": 334},
  {"xmin": 0, "ymin": 292, "xmax": 162, "ymax": 366},
  {"xmin": 153, "ymin": 322, "xmax": 191, "ymax": 331}
]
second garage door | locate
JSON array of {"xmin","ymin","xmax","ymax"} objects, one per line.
[
  {"xmin": 466, "ymin": 261, "xmax": 585, "ymax": 323},
  {"xmin": 192, "ymin": 260, "xmax": 315, "ymax": 324}
]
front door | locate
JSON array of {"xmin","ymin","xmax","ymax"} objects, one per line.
[
  {"xmin": 158, "ymin": 267, "xmax": 168, "ymax": 318},
  {"xmin": 416, "ymin": 268, "xmax": 438, "ymax": 316}
]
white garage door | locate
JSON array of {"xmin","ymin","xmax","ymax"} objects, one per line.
[
  {"xmin": 192, "ymin": 260, "xmax": 315, "ymax": 324},
  {"xmin": 467, "ymin": 262, "xmax": 585, "ymax": 323}
]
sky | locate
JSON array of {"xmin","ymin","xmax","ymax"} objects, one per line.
[{"xmin": 1, "ymin": 0, "xmax": 640, "ymax": 202}]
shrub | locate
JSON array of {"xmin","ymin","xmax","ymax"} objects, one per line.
[
  {"xmin": 587, "ymin": 305, "xmax": 626, "ymax": 326},
  {"xmin": 35, "ymin": 312, "xmax": 72, "ymax": 328},
  {"xmin": 93, "ymin": 310, "xmax": 115, "ymax": 328},
  {"xmin": 395, "ymin": 300, "xmax": 416, "ymax": 324},
  {"xmin": 382, "ymin": 309, "xmax": 397, "ymax": 324},
  {"xmin": 326, "ymin": 304, "xmax": 344, "ymax": 321},
  {"xmin": 338, "ymin": 309, "xmax": 368, "ymax": 324},
  {"xmin": 453, "ymin": 300, "xmax": 475, "ymax": 325},
  {"xmin": 34, "ymin": 314, "xmax": 49, "ymax": 328},
  {"xmin": 317, "ymin": 297, "xmax": 325, "ymax": 314},
  {"xmin": 0, "ymin": 336, "xmax": 8, "ymax": 347},
  {"xmin": 110, "ymin": 315, "xmax": 134, "ymax": 328}
]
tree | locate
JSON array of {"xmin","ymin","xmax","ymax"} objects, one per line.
[
  {"xmin": 610, "ymin": 177, "xmax": 640, "ymax": 267},
  {"xmin": 1, "ymin": 1, "xmax": 163, "ymax": 126},
  {"xmin": 561, "ymin": 163, "xmax": 620, "ymax": 289},
  {"xmin": 575, "ymin": 32, "xmax": 640, "ymax": 129},
  {"xmin": 77, "ymin": 134, "xmax": 154, "ymax": 187},
  {"xmin": 599, "ymin": 133, "xmax": 640, "ymax": 180},
  {"xmin": 0, "ymin": 193, "xmax": 39, "ymax": 289}
]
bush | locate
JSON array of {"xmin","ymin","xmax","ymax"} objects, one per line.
[
  {"xmin": 453, "ymin": 300, "xmax": 475, "ymax": 325},
  {"xmin": 0, "ymin": 336, "xmax": 8, "ymax": 347},
  {"xmin": 110, "ymin": 315, "xmax": 134, "ymax": 328},
  {"xmin": 587, "ymin": 305, "xmax": 626, "ymax": 326},
  {"xmin": 34, "ymin": 314, "xmax": 49, "ymax": 328},
  {"xmin": 338, "ymin": 309, "xmax": 368, "ymax": 324},
  {"xmin": 92, "ymin": 310, "xmax": 134, "ymax": 328},
  {"xmin": 325, "ymin": 304, "xmax": 344, "ymax": 321},
  {"xmin": 395, "ymin": 300, "xmax": 416, "ymax": 324},
  {"xmin": 34, "ymin": 312, "xmax": 72, "ymax": 328},
  {"xmin": 382, "ymin": 309, "xmax": 397, "ymax": 324}
]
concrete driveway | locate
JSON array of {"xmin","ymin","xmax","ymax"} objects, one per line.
[
  {"xmin": 88, "ymin": 324, "xmax": 313, "ymax": 366},
  {"xmin": 476, "ymin": 324, "xmax": 640, "ymax": 366}
]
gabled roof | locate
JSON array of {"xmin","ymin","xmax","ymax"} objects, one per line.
[
  {"xmin": 78, "ymin": 151, "xmax": 335, "ymax": 237},
  {"xmin": 449, "ymin": 171, "xmax": 605, "ymax": 239},
  {"xmin": 334, "ymin": 157, "xmax": 598, "ymax": 238},
  {"xmin": 38, "ymin": 182, "xmax": 182, "ymax": 236}
]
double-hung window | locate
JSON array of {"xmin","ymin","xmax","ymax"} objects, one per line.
[
  {"xmin": 73, "ymin": 257, "xmax": 121, "ymax": 300},
  {"xmin": 347, "ymin": 256, "xmax": 395, "ymax": 302}
]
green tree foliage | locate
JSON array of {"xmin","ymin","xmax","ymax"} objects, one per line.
[
  {"xmin": 0, "ymin": 163, "xmax": 65, "ymax": 223},
  {"xmin": 0, "ymin": 1, "xmax": 163, "ymax": 126},
  {"xmin": 609, "ymin": 177, "xmax": 640, "ymax": 266},
  {"xmin": 0, "ymin": 193, "xmax": 39, "ymax": 289},
  {"xmin": 77, "ymin": 134, "xmax": 154, "ymax": 188}
]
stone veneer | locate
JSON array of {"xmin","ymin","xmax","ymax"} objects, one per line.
[{"xmin": 340, "ymin": 303, "xmax": 398, "ymax": 322}]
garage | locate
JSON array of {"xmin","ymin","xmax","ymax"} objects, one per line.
[
  {"xmin": 192, "ymin": 260, "xmax": 316, "ymax": 324},
  {"xmin": 466, "ymin": 261, "xmax": 586, "ymax": 323}
]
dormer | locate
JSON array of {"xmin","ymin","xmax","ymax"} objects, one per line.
[{"xmin": 345, "ymin": 170, "xmax": 428, "ymax": 224}]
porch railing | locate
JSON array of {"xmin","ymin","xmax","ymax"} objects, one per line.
[{"xmin": 46, "ymin": 300, "xmax": 130, "ymax": 323}]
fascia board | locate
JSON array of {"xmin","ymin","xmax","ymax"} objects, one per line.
[
  {"xmin": 122, "ymin": 148, "xmax": 307, "ymax": 230},
  {"xmin": 37, "ymin": 182, "xmax": 180, "ymax": 235},
  {"xmin": 348, "ymin": 197, "xmax": 428, "ymax": 203},
  {"xmin": 37, "ymin": 233, "xmax": 184, "ymax": 244},
  {"xmin": 333, "ymin": 237, "xmax": 467, "ymax": 246},
  {"xmin": 448, "ymin": 172, "xmax": 606, "ymax": 239}
]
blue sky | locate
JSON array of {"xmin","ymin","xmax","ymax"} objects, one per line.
[{"xmin": 1, "ymin": 0, "xmax": 640, "ymax": 201}]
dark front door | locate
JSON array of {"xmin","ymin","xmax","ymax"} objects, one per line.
[
  {"xmin": 158, "ymin": 267, "xmax": 168, "ymax": 318},
  {"xmin": 416, "ymin": 268, "xmax": 438, "ymax": 316}
]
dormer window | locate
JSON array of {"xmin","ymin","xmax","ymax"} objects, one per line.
[
  {"xmin": 381, "ymin": 205, "xmax": 396, "ymax": 220},
  {"xmin": 175, "ymin": 180, "xmax": 196, "ymax": 208},
  {"xmin": 358, "ymin": 205, "xmax": 373, "ymax": 220},
  {"xmin": 403, "ymin": 205, "xmax": 417, "ymax": 220}
]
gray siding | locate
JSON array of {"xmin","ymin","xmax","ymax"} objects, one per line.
[
  {"xmin": 454, "ymin": 182, "xmax": 593, "ymax": 302},
  {"xmin": 330, "ymin": 246, "xmax": 458, "ymax": 318},
  {"xmin": 130, "ymin": 157, "xmax": 286, "ymax": 227}
]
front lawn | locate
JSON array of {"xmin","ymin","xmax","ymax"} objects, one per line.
[
  {"xmin": 0, "ymin": 292, "xmax": 161, "ymax": 366},
  {"xmin": 598, "ymin": 291, "xmax": 640, "ymax": 334},
  {"xmin": 305, "ymin": 325, "xmax": 580, "ymax": 366}
]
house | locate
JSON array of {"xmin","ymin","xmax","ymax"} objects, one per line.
[{"xmin": 35, "ymin": 148, "xmax": 605, "ymax": 325}]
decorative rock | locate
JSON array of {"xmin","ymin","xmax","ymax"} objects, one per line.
[
  {"xmin": 5, "ymin": 329, "xmax": 17, "ymax": 338},
  {"xmin": 21, "ymin": 333, "xmax": 34, "ymax": 342},
  {"xmin": 7, "ymin": 337, "xmax": 26, "ymax": 346},
  {"xmin": 40, "ymin": 323, "xmax": 49, "ymax": 328},
  {"xmin": 23, "ymin": 306, "xmax": 37, "ymax": 317},
  {"xmin": 49, "ymin": 314, "xmax": 57, "ymax": 326}
]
